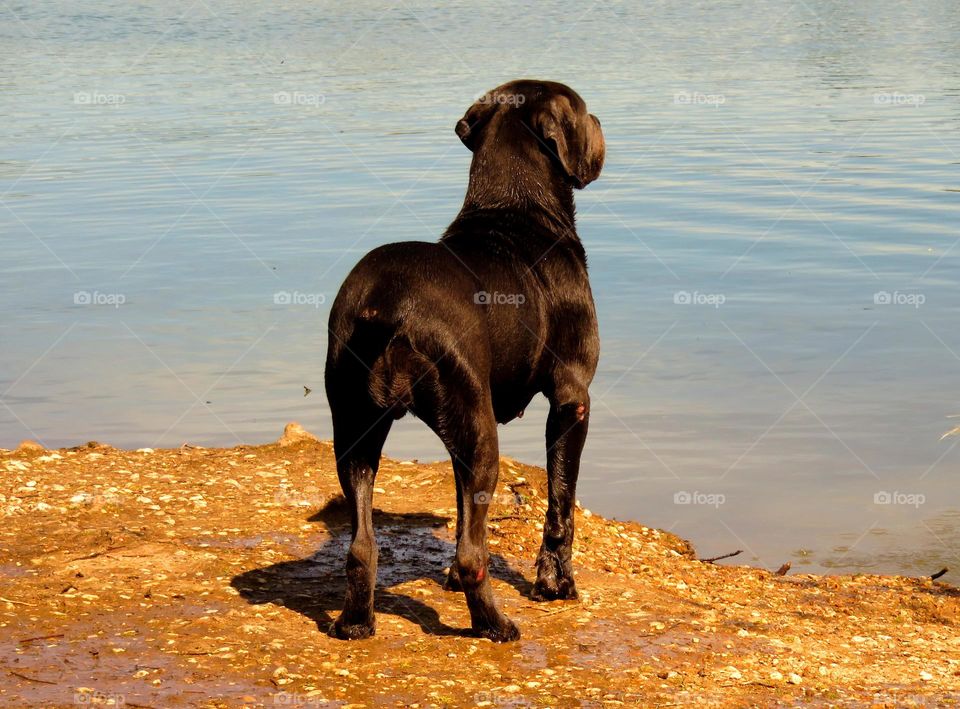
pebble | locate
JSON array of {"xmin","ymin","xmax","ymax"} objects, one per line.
[{"xmin": 788, "ymin": 673, "xmax": 802, "ymax": 685}]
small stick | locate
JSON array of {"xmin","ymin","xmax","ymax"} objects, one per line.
[
  {"xmin": 931, "ymin": 568, "xmax": 948, "ymax": 581},
  {"xmin": 68, "ymin": 545, "xmax": 126, "ymax": 562},
  {"xmin": 700, "ymin": 550, "xmax": 743, "ymax": 564},
  {"xmin": 18, "ymin": 633, "xmax": 64, "ymax": 644},
  {"xmin": 775, "ymin": 562, "xmax": 791, "ymax": 576},
  {"xmin": 0, "ymin": 596, "xmax": 37, "ymax": 607},
  {"xmin": 533, "ymin": 604, "xmax": 580, "ymax": 616},
  {"xmin": 9, "ymin": 670, "xmax": 56, "ymax": 684},
  {"xmin": 638, "ymin": 621, "xmax": 683, "ymax": 637}
]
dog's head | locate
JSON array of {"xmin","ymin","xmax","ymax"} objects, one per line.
[{"xmin": 456, "ymin": 80, "xmax": 605, "ymax": 189}]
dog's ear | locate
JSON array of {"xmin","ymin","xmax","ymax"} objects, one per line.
[
  {"xmin": 530, "ymin": 96, "xmax": 605, "ymax": 189},
  {"xmin": 455, "ymin": 95, "xmax": 500, "ymax": 152}
]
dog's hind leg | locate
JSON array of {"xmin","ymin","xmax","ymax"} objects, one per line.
[
  {"xmin": 442, "ymin": 475, "xmax": 465, "ymax": 592},
  {"xmin": 532, "ymin": 381, "xmax": 590, "ymax": 601},
  {"xmin": 328, "ymin": 405, "xmax": 393, "ymax": 640},
  {"xmin": 437, "ymin": 397, "xmax": 519, "ymax": 641}
]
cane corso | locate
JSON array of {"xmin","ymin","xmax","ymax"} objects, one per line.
[{"xmin": 325, "ymin": 79, "xmax": 605, "ymax": 641}]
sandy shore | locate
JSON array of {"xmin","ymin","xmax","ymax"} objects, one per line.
[{"xmin": 1, "ymin": 424, "xmax": 958, "ymax": 707}]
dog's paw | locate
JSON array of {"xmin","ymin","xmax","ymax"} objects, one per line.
[
  {"xmin": 475, "ymin": 617, "xmax": 520, "ymax": 643},
  {"xmin": 531, "ymin": 575, "xmax": 579, "ymax": 602},
  {"xmin": 329, "ymin": 616, "xmax": 376, "ymax": 640},
  {"xmin": 443, "ymin": 566, "xmax": 463, "ymax": 593}
]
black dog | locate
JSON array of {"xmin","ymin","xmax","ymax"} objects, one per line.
[{"xmin": 325, "ymin": 80, "xmax": 604, "ymax": 642}]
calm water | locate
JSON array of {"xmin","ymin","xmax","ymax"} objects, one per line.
[{"xmin": 2, "ymin": 1, "xmax": 959, "ymax": 576}]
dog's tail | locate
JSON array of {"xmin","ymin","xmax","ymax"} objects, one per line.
[{"xmin": 326, "ymin": 306, "xmax": 435, "ymax": 418}]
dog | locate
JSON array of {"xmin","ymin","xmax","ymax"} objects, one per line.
[{"xmin": 325, "ymin": 80, "xmax": 604, "ymax": 642}]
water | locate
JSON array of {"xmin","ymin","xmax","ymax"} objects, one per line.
[{"xmin": 2, "ymin": 0, "xmax": 959, "ymax": 576}]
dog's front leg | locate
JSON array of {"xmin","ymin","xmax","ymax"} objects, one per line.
[{"xmin": 533, "ymin": 391, "xmax": 589, "ymax": 601}]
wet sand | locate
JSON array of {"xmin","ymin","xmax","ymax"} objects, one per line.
[{"xmin": 1, "ymin": 425, "xmax": 958, "ymax": 707}]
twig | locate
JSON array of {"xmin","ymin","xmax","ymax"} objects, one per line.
[
  {"xmin": 700, "ymin": 550, "xmax": 743, "ymax": 564},
  {"xmin": 533, "ymin": 604, "xmax": 580, "ymax": 616},
  {"xmin": 774, "ymin": 562, "xmax": 791, "ymax": 576},
  {"xmin": 68, "ymin": 545, "xmax": 127, "ymax": 562},
  {"xmin": 0, "ymin": 596, "xmax": 37, "ymax": 607},
  {"xmin": 638, "ymin": 621, "xmax": 684, "ymax": 637},
  {"xmin": 931, "ymin": 568, "xmax": 948, "ymax": 581},
  {"xmin": 18, "ymin": 633, "xmax": 64, "ymax": 644},
  {"xmin": 9, "ymin": 670, "xmax": 56, "ymax": 684}
]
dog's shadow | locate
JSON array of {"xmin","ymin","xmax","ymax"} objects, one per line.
[{"xmin": 230, "ymin": 495, "xmax": 533, "ymax": 637}]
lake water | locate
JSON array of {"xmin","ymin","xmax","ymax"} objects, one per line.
[{"xmin": 2, "ymin": 1, "xmax": 959, "ymax": 576}]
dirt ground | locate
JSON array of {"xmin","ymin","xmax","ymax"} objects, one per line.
[{"xmin": 1, "ymin": 423, "xmax": 959, "ymax": 708}]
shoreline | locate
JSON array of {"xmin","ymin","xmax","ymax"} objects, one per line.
[{"xmin": 2, "ymin": 424, "xmax": 958, "ymax": 706}]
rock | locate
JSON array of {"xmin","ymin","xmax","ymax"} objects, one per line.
[
  {"xmin": 788, "ymin": 673, "xmax": 802, "ymax": 685},
  {"xmin": 278, "ymin": 422, "xmax": 319, "ymax": 447},
  {"xmin": 17, "ymin": 440, "xmax": 44, "ymax": 452}
]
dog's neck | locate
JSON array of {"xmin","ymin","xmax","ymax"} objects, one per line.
[{"xmin": 457, "ymin": 146, "xmax": 577, "ymax": 237}]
